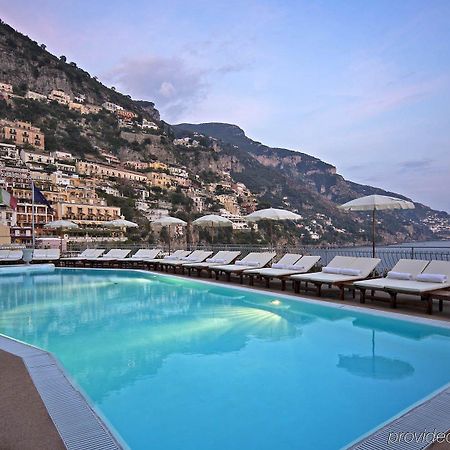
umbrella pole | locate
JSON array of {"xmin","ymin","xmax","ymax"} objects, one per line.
[
  {"xmin": 270, "ymin": 221, "xmax": 273, "ymax": 250},
  {"xmin": 372, "ymin": 209, "xmax": 376, "ymax": 258},
  {"xmin": 168, "ymin": 226, "xmax": 171, "ymax": 255}
]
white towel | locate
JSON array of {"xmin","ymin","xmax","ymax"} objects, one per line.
[
  {"xmin": 387, "ymin": 271, "xmax": 412, "ymax": 280},
  {"xmin": 323, "ymin": 267, "xmax": 361, "ymax": 276},
  {"xmin": 339, "ymin": 268, "xmax": 362, "ymax": 276},
  {"xmin": 236, "ymin": 260, "xmax": 259, "ymax": 267},
  {"xmin": 243, "ymin": 260, "xmax": 260, "ymax": 267},
  {"xmin": 322, "ymin": 267, "xmax": 341, "ymax": 275},
  {"xmin": 164, "ymin": 255, "xmax": 178, "ymax": 260},
  {"xmin": 206, "ymin": 258, "xmax": 226, "ymax": 263},
  {"xmin": 415, "ymin": 273, "xmax": 447, "ymax": 283},
  {"xmin": 286, "ymin": 265, "xmax": 305, "ymax": 271},
  {"xmin": 272, "ymin": 263, "xmax": 288, "ymax": 269}
]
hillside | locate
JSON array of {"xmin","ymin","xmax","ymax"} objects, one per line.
[
  {"xmin": 0, "ymin": 19, "xmax": 449, "ymax": 245},
  {"xmin": 173, "ymin": 123, "xmax": 450, "ymax": 243}
]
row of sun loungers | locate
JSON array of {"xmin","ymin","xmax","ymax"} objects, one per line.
[
  {"xmin": 0, "ymin": 249, "xmax": 61, "ymax": 264},
  {"xmin": 2, "ymin": 246, "xmax": 449, "ymax": 314}
]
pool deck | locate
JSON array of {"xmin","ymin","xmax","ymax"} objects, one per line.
[
  {"xmin": 0, "ymin": 349, "xmax": 66, "ymax": 450},
  {"xmin": 1, "ymin": 266, "xmax": 450, "ymax": 449},
  {"xmin": 0, "ymin": 334, "xmax": 123, "ymax": 450}
]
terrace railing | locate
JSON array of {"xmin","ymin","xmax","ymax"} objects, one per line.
[{"xmin": 13, "ymin": 240, "xmax": 450, "ymax": 273}]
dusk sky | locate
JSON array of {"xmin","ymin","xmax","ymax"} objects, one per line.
[{"xmin": 2, "ymin": 0, "xmax": 449, "ymax": 212}]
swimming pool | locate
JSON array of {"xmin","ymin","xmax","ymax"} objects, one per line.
[{"xmin": 1, "ymin": 268, "xmax": 449, "ymax": 449}]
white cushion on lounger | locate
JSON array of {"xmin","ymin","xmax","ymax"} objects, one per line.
[
  {"xmin": 206, "ymin": 258, "xmax": 226, "ymax": 263},
  {"xmin": 387, "ymin": 271, "xmax": 412, "ymax": 280},
  {"xmin": 415, "ymin": 273, "xmax": 447, "ymax": 283},
  {"xmin": 322, "ymin": 267, "xmax": 341, "ymax": 275},
  {"xmin": 272, "ymin": 263, "xmax": 289, "ymax": 269},
  {"xmin": 286, "ymin": 265, "xmax": 305, "ymax": 271},
  {"xmin": 236, "ymin": 260, "xmax": 259, "ymax": 267},
  {"xmin": 339, "ymin": 268, "xmax": 362, "ymax": 276}
]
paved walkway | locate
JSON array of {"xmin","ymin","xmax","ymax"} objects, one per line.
[{"xmin": 0, "ymin": 350, "xmax": 65, "ymax": 450}]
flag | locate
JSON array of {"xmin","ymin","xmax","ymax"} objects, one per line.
[
  {"xmin": 33, "ymin": 184, "xmax": 53, "ymax": 210},
  {"xmin": 0, "ymin": 188, "xmax": 18, "ymax": 210},
  {"xmin": 19, "ymin": 149, "xmax": 27, "ymax": 165}
]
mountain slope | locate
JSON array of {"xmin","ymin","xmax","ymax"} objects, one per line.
[{"xmin": 173, "ymin": 122, "xmax": 450, "ymax": 242}]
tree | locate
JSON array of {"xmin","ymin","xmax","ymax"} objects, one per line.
[
  {"xmin": 59, "ymin": 55, "xmax": 67, "ymax": 63},
  {"xmin": 40, "ymin": 44, "xmax": 46, "ymax": 50}
]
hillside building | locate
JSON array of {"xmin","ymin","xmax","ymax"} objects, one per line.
[
  {"xmin": 141, "ymin": 119, "xmax": 158, "ymax": 130},
  {"xmin": 102, "ymin": 102, "xmax": 123, "ymax": 112},
  {"xmin": 0, "ymin": 119, "xmax": 45, "ymax": 150},
  {"xmin": 76, "ymin": 160, "xmax": 147, "ymax": 182},
  {"xmin": 26, "ymin": 90, "xmax": 47, "ymax": 102},
  {"xmin": 116, "ymin": 109, "xmax": 137, "ymax": 121},
  {"xmin": 48, "ymin": 89, "xmax": 71, "ymax": 105},
  {"xmin": 0, "ymin": 82, "xmax": 13, "ymax": 93}
]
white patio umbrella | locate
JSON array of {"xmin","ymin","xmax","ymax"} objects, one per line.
[
  {"xmin": 44, "ymin": 220, "xmax": 79, "ymax": 251},
  {"xmin": 43, "ymin": 220, "xmax": 79, "ymax": 230},
  {"xmin": 339, "ymin": 194, "xmax": 415, "ymax": 257},
  {"xmin": 152, "ymin": 216, "xmax": 187, "ymax": 254},
  {"xmin": 192, "ymin": 214, "xmax": 232, "ymax": 244},
  {"xmin": 104, "ymin": 219, "xmax": 139, "ymax": 228},
  {"xmin": 245, "ymin": 208, "xmax": 303, "ymax": 247}
]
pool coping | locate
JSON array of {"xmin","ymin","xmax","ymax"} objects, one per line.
[
  {"xmin": 0, "ymin": 334, "xmax": 124, "ymax": 450},
  {"xmin": 2, "ymin": 266, "xmax": 450, "ymax": 449}
]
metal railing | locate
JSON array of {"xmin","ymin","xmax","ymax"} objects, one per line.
[
  {"xmin": 3, "ymin": 239, "xmax": 449, "ymax": 273},
  {"xmin": 61, "ymin": 241, "xmax": 450, "ymax": 272}
]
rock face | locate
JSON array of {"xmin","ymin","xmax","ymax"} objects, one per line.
[{"xmin": 173, "ymin": 122, "xmax": 450, "ymax": 242}]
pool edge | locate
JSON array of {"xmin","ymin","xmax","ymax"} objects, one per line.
[
  {"xmin": 347, "ymin": 383, "xmax": 450, "ymax": 449},
  {"xmin": 0, "ymin": 334, "xmax": 125, "ymax": 450}
]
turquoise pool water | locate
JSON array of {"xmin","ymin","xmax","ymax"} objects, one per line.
[{"xmin": 1, "ymin": 268, "xmax": 450, "ymax": 449}]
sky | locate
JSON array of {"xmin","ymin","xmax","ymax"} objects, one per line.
[{"xmin": 1, "ymin": 0, "xmax": 450, "ymax": 212}]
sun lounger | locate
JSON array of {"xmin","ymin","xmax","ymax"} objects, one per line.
[
  {"xmin": 145, "ymin": 250, "xmax": 192, "ymax": 270},
  {"xmin": 32, "ymin": 248, "xmax": 61, "ymax": 263},
  {"xmin": 92, "ymin": 249, "xmax": 131, "ymax": 266},
  {"xmin": 364, "ymin": 260, "xmax": 450, "ymax": 313},
  {"xmin": 354, "ymin": 259, "xmax": 430, "ymax": 303},
  {"xmin": 244, "ymin": 255, "xmax": 321, "ymax": 290},
  {"xmin": 159, "ymin": 250, "xmax": 213, "ymax": 273},
  {"xmin": 117, "ymin": 249, "xmax": 162, "ymax": 266},
  {"xmin": 290, "ymin": 256, "xmax": 381, "ymax": 299},
  {"xmin": 184, "ymin": 251, "xmax": 241, "ymax": 277},
  {"xmin": 0, "ymin": 249, "xmax": 23, "ymax": 264},
  {"xmin": 210, "ymin": 252, "xmax": 277, "ymax": 283},
  {"xmin": 59, "ymin": 249, "xmax": 106, "ymax": 266}
]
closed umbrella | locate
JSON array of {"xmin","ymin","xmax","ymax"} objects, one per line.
[
  {"xmin": 192, "ymin": 214, "xmax": 232, "ymax": 244},
  {"xmin": 339, "ymin": 195, "xmax": 415, "ymax": 257},
  {"xmin": 152, "ymin": 216, "xmax": 187, "ymax": 254},
  {"xmin": 44, "ymin": 220, "xmax": 79, "ymax": 252},
  {"xmin": 245, "ymin": 208, "xmax": 302, "ymax": 248}
]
